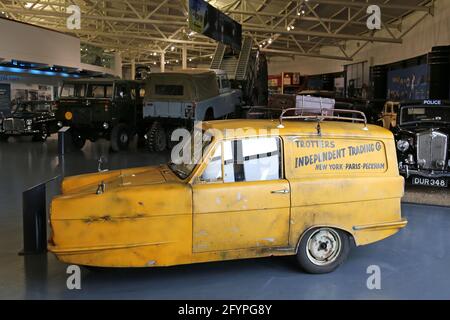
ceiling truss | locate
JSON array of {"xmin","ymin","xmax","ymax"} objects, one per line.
[{"xmin": 0, "ymin": 0, "xmax": 434, "ymax": 66}]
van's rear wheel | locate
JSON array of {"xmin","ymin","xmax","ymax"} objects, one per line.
[
  {"xmin": 71, "ymin": 130, "xmax": 86, "ymax": 150},
  {"xmin": 296, "ymin": 227, "xmax": 350, "ymax": 274},
  {"xmin": 146, "ymin": 121, "xmax": 166, "ymax": 152},
  {"xmin": 111, "ymin": 124, "xmax": 130, "ymax": 152}
]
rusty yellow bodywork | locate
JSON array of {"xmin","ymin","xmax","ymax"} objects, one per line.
[{"xmin": 48, "ymin": 119, "xmax": 407, "ymax": 267}]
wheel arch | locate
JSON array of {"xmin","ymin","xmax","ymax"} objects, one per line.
[{"xmin": 294, "ymin": 225, "xmax": 357, "ymax": 254}]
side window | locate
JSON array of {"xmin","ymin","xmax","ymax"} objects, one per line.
[
  {"xmin": 131, "ymin": 88, "xmax": 136, "ymax": 100},
  {"xmin": 393, "ymin": 105, "xmax": 399, "ymax": 114},
  {"xmin": 221, "ymin": 77, "xmax": 231, "ymax": 89},
  {"xmin": 115, "ymin": 85, "xmax": 130, "ymax": 99},
  {"xmin": 200, "ymin": 145, "xmax": 222, "ymax": 183},
  {"xmin": 217, "ymin": 77, "xmax": 221, "ymax": 90},
  {"xmin": 225, "ymin": 137, "xmax": 281, "ymax": 183},
  {"xmin": 139, "ymin": 88, "xmax": 146, "ymax": 98}
]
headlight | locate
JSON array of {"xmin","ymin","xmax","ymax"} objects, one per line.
[
  {"xmin": 57, "ymin": 121, "xmax": 63, "ymax": 128},
  {"xmin": 103, "ymin": 122, "xmax": 109, "ymax": 129},
  {"xmin": 26, "ymin": 119, "xmax": 33, "ymax": 126},
  {"xmin": 397, "ymin": 140, "xmax": 410, "ymax": 152}
]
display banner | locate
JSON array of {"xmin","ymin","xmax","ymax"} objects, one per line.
[
  {"xmin": 0, "ymin": 83, "xmax": 11, "ymax": 116},
  {"xmin": 189, "ymin": 0, "xmax": 242, "ymax": 50},
  {"xmin": 387, "ymin": 64, "xmax": 429, "ymax": 100}
]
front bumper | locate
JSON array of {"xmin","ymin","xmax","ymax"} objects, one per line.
[{"xmin": 400, "ymin": 165, "xmax": 450, "ymax": 179}]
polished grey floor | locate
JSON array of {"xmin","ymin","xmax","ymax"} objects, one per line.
[{"xmin": 0, "ymin": 135, "xmax": 449, "ymax": 300}]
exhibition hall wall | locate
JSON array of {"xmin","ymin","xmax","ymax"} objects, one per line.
[{"xmin": 268, "ymin": 0, "xmax": 450, "ymax": 76}]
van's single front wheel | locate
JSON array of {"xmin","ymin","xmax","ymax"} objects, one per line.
[{"xmin": 296, "ymin": 227, "xmax": 350, "ymax": 274}]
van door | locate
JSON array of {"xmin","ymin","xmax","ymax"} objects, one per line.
[
  {"xmin": 114, "ymin": 82, "xmax": 133, "ymax": 124},
  {"xmin": 192, "ymin": 136, "xmax": 290, "ymax": 253}
]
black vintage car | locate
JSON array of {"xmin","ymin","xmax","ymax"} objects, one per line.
[
  {"xmin": 56, "ymin": 79, "xmax": 145, "ymax": 152},
  {"xmin": 395, "ymin": 100, "xmax": 450, "ymax": 188},
  {"xmin": 0, "ymin": 100, "xmax": 58, "ymax": 142}
]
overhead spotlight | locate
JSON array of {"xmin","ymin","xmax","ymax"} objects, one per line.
[
  {"xmin": 189, "ymin": 58, "xmax": 192, "ymax": 62},
  {"xmin": 268, "ymin": 38, "xmax": 273, "ymax": 44},
  {"xmin": 171, "ymin": 46, "xmax": 175, "ymax": 51},
  {"xmin": 259, "ymin": 44, "xmax": 263, "ymax": 48},
  {"xmin": 153, "ymin": 62, "xmax": 157, "ymax": 65},
  {"xmin": 175, "ymin": 59, "xmax": 179, "ymax": 63}
]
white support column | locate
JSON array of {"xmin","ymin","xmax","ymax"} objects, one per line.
[
  {"xmin": 114, "ymin": 51, "xmax": 123, "ymax": 79},
  {"xmin": 131, "ymin": 58, "xmax": 136, "ymax": 80},
  {"xmin": 182, "ymin": 44, "xmax": 187, "ymax": 69},
  {"xmin": 160, "ymin": 52, "xmax": 165, "ymax": 72}
]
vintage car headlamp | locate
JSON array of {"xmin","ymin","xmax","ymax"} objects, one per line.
[
  {"xmin": 26, "ymin": 119, "xmax": 33, "ymax": 126},
  {"xmin": 103, "ymin": 122, "xmax": 109, "ymax": 129},
  {"xmin": 57, "ymin": 121, "xmax": 63, "ymax": 128},
  {"xmin": 396, "ymin": 140, "xmax": 410, "ymax": 152}
]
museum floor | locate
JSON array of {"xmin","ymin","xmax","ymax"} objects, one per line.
[{"xmin": 1, "ymin": 136, "xmax": 449, "ymax": 299}]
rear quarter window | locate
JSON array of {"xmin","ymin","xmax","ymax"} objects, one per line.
[
  {"xmin": 284, "ymin": 137, "xmax": 388, "ymax": 178},
  {"xmin": 155, "ymin": 85, "xmax": 184, "ymax": 96}
]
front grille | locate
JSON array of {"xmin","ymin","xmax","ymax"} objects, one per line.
[
  {"xmin": 417, "ymin": 131, "xmax": 448, "ymax": 170},
  {"xmin": 3, "ymin": 118, "xmax": 25, "ymax": 132}
]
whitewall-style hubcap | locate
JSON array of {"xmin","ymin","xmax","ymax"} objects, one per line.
[{"xmin": 306, "ymin": 228, "xmax": 341, "ymax": 266}]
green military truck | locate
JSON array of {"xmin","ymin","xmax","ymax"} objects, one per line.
[{"xmin": 56, "ymin": 79, "xmax": 145, "ymax": 152}]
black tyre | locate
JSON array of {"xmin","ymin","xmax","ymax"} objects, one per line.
[
  {"xmin": 32, "ymin": 127, "xmax": 48, "ymax": 142},
  {"xmin": 111, "ymin": 124, "xmax": 130, "ymax": 152},
  {"xmin": 71, "ymin": 130, "xmax": 86, "ymax": 150},
  {"xmin": 0, "ymin": 134, "xmax": 8, "ymax": 142},
  {"xmin": 296, "ymin": 227, "xmax": 351, "ymax": 274},
  {"xmin": 146, "ymin": 122, "xmax": 166, "ymax": 152}
]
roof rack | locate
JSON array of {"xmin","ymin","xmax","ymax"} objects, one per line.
[{"xmin": 277, "ymin": 108, "xmax": 368, "ymax": 131}]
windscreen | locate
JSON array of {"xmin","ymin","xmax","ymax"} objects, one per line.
[
  {"xmin": 86, "ymin": 84, "xmax": 114, "ymax": 98},
  {"xmin": 60, "ymin": 83, "xmax": 86, "ymax": 98},
  {"xmin": 400, "ymin": 106, "xmax": 450, "ymax": 124}
]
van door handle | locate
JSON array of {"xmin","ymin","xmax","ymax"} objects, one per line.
[{"xmin": 271, "ymin": 189, "xmax": 290, "ymax": 194}]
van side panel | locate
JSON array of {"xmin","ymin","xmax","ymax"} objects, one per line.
[{"xmin": 284, "ymin": 135, "xmax": 405, "ymax": 247}]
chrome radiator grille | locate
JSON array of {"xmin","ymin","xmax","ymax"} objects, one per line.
[
  {"xmin": 3, "ymin": 118, "xmax": 25, "ymax": 132},
  {"xmin": 417, "ymin": 131, "xmax": 448, "ymax": 170}
]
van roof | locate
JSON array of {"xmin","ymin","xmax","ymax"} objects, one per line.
[{"xmin": 202, "ymin": 119, "xmax": 393, "ymax": 140}]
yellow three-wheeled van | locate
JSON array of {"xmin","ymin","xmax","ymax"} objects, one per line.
[{"xmin": 49, "ymin": 109, "xmax": 407, "ymax": 273}]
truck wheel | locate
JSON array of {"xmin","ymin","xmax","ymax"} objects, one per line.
[
  {"xmin": 146, "ymin": 122, "xmax": 166, "ymax": 152},
  {"xmin": 71, "ymin": 130, "xmax": 86, "ymax": 150},
  {"xmin": 111, "ymin": 124, "xmax": 130, "ymax": 152},
  {"xmin": 32, "ymin": 127, "xmax": 48, "ymax": 142},
  {"xmin": 296, "ymin": 227, "xmax": 351, "ymax": 274}
]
